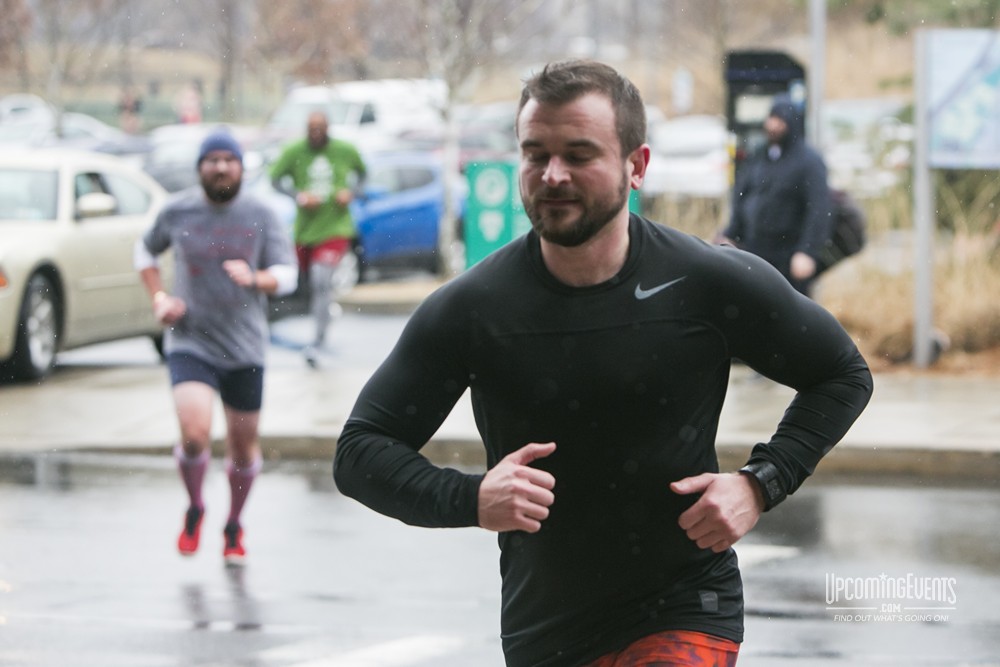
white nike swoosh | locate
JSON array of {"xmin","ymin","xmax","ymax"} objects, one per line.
[{"xmin": 634, "ymin": 276, "xmax": 687, "ymax": 300}]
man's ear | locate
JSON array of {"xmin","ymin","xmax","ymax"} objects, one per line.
[{"xmin": 628, "ymin": 144, "xmax": 651, "ymax": 191}]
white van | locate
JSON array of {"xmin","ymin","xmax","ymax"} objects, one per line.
[{"xmin": 265, "ymin": 79, "xmax": 446, "ymax": 150}]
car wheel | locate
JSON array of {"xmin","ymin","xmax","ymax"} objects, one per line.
[{"xmin": 8, "ymin": 273, "xmax": 60, "ymax": 381}]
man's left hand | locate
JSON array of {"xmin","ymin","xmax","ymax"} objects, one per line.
[
  {"xmin": 671, "ymin": 472, "xmax": 764, "ymax": 552},
  {"xmin": 790, "ymin": 251, "xmax": 817, "ymax": 280},
  {"xmin": 334, "ymin": 189, "xmax": 353, "ymax": 206}
]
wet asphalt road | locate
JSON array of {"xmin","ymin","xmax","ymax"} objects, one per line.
[
  {"xmin": 2, "ymin": 310, "xmax": 999, "ymax": 665},
  {"xmin": 2, "ymin": 452, "xmax": 999, "ymax": 667},
  {"xmin": 1, "ymin": 453, "xmax": 505, "ymax": 667}
]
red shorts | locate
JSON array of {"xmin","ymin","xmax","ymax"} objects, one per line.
[
  {"xmin": 584, "ymin": 630, "xmax": 740, "ymax": 667},
  {"xmin": 296, "ymin": 238, "xmax": 351, "ymax": 270}
]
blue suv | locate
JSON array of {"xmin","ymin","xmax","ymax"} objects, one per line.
[{"xmin": 350, "ymin": 150, "xmax": 467, "ymax": 281}]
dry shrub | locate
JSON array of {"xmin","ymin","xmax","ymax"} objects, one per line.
[
  {"xmin": 817, "ymin": 259, "xmax": 914, "ymax": 368},
  {"xmin": 862, "ymin": 183, "xmax": 913, "ymax": 234},
  {"xmin": 935, "ymin": 235, "xmax": 1000, "ymax": 352},
  {"xmin": 643, "ymin": 195, "xmax": 727, "ymax": 242},
  {"xmin": 818, "ymin": 231, "xmax": 1000, "ymax": 370}
]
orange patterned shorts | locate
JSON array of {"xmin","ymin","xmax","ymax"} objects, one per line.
[{"xmin": 583, "ymin": 630, "xmax": 740, "ymax": 667}]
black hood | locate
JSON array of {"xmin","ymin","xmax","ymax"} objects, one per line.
[{"xmin": 769, "ymin": 94, "xmax": 805, "ymax": 147}]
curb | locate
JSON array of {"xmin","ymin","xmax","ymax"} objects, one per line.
[
  {"xmin": 24, "ymin": 434, "xmax": 994, "ymax": 484},
  {"xmin": 2, "ymin": 434, "xmax": 997, "ymax": 486}
]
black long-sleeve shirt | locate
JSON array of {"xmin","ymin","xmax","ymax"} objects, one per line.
[{"xmin": 335, "ymin": 214, "xmax": 873, "ymax": 667}]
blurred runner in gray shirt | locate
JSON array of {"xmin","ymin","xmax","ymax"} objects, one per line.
[{"xmin": 135, "ymin": 129, "xmax": 297, "ymax": 565}]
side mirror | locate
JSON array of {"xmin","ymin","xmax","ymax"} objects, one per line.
[{"xmin": 76, "ymin": 192, "xmax": 118, "ymax": 219}]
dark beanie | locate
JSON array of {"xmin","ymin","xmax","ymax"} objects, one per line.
[{"xmin": 197, "ymin": 130, "xmax": 243, "ymax": 164}]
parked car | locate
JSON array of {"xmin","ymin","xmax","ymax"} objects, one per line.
[
  {"xmin": 260, "ymin": 79, "xmax": 447, "ymax": 154},
  {"xmin": 822, "ymin": 98, "xmax": 911, "ymax": 197},
  {"xmin": 0, "ymin": 148, "xmax": 169, "ymax": 381},
  {"xmin": 395, "ymin": 101, "xmax": 518, "ymax": 173},
  {"xmin": 0, "ymin": 93, "xmax": 53, "ymax": 123},
  {"xmin": 642, "ymin": 115, "xmax": 732, "ymax": 200},
  {"xmin": 395, "ymin": 124, "xmax": 517, "ymax": 173},
  {"xmin": 0, "ymin": 110, "xmax": 152, "ymax": 164}
]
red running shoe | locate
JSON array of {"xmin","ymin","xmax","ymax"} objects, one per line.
[
  {"xmin": 223, "ymin": 521, "xmax": 246, "ymax": 565},
  {"xmin": 177, "ymin": 506, "xmax": 204, "ymax": 556}
]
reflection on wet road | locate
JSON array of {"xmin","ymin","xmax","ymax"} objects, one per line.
[{"xmin": 1, "ymin": 454, "xmax": 998, "ymax": 666}]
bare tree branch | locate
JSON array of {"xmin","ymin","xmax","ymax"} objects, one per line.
[{"xmin": 0, "ymin": 0, "xmax": 33, "ymax": 88}]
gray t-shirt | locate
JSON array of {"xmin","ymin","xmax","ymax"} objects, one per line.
[{"xmin": 143, "ymin": 187, "xmax": 295, "ymax": 369}]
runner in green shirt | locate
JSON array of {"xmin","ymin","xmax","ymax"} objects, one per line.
[{"xmin": 270, "ymin": 111, "xmax": 366, "ymax": 366}]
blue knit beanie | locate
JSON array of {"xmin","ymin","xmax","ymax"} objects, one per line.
[{"xmin": 197, "ymin": 130, "xmax": 243, "ymax": 164}]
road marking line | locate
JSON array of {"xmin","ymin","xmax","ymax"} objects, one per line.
[{"xmin": 279, "ymin": 635, "xmax": 465, "ymax": 667}]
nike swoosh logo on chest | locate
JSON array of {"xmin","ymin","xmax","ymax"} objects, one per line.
[{"xmin": 634, "ymin": 276, "xmax": 687, "ymax": 300}]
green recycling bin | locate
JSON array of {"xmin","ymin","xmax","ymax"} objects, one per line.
[
  {"xmin": 464, "ymin": 161, "xmax": 642, "ymax": 268},
  {"xmin": 464, "ymin": 161, "xmax": 530, "ymax": 268}
]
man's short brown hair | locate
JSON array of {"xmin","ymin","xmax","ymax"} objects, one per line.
[{"xmin": 517, "ymin": 59, "xmax": 647, "ymax": 156}]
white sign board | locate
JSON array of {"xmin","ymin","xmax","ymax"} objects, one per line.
[{"xmin": 928, "ymin": 29, "xmax": 1000, "ymax": 169}]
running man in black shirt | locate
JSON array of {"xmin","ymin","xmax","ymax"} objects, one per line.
[{"xmin": 334, "ymin": 60, "xmax": 873, "ymax": 667}]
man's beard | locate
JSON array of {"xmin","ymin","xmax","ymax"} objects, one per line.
[
  {"xmin": 522, "ymin": 174, "xmax": 629, "ymax": 248},
  {"xmin": 202, "ymin": 177, "xmax": 241, "ymax": 203}
]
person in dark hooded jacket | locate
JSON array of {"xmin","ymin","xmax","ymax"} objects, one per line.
[{"xmin": 721, "ymin": 95, "xmax": 832, "ymax": 296}]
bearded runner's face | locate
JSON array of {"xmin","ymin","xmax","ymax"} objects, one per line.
[
  {"xmin": 199, "ymin": 150, "xmax": 243, "ymax": 203},
  {"xmin": 517, "ymin": 92, "xmax": 632, "ymax": 248}
]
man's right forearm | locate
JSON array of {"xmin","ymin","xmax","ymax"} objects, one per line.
[
  {"xmin": 333, "ymin": 420, "xmax": 483, "ymax": 528},
  {"xmin": 139, "ymin": 266, "xmax": 165, "ymax": 301}
]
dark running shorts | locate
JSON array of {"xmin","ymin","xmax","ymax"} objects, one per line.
[
  {"xmin": 584, "ymin": 630, "xmax": 740, "ymax": 667},
  {"xmin": 166, "ymin": 352, "xmax": 264, "ymax": 412}
]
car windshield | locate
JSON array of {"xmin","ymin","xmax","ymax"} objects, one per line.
[
  {"xmin": 0, "ymin": 168, "xmax": 58, "ymax": 220},
  {"xmin": 0, "ymin": 120, "xmax": 47, "ymax": 144},
  {"xmin": 148, "ymin": 141, "xmax": 199, "ymax": 166},
  {"xmin": 651, "ymin": 119, "xmax": 728, "ymax": 158},
  {"xmin": 270, "ymin": 98, "xmax": 353, "ymax": 130}
]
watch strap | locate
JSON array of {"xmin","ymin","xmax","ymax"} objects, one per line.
[{"xmin": 738, "ymin": 460, "xmax": 786, "ymax": 511}]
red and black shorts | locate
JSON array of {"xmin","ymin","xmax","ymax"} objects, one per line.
[
  {"xmin": 296, "ymin": 237, "xmax": 352, "ymax": 271},
  {"xmin": 584, "ymin": 630, "xmax": 740, "ymax": 667}
]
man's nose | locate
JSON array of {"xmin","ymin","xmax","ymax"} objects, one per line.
[{"xmin": 542, "ymin": 157, "xmax": 570, "ymax": 185}]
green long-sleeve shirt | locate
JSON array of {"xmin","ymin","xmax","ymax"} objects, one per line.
[{"xmin": 269, "ymin": 137, "xmax": 366, "ymax": 245}]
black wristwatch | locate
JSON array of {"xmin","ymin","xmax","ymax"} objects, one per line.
[{"xmin": 738, "ymin": 460, "xmax": 786, "ymax": 511}]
